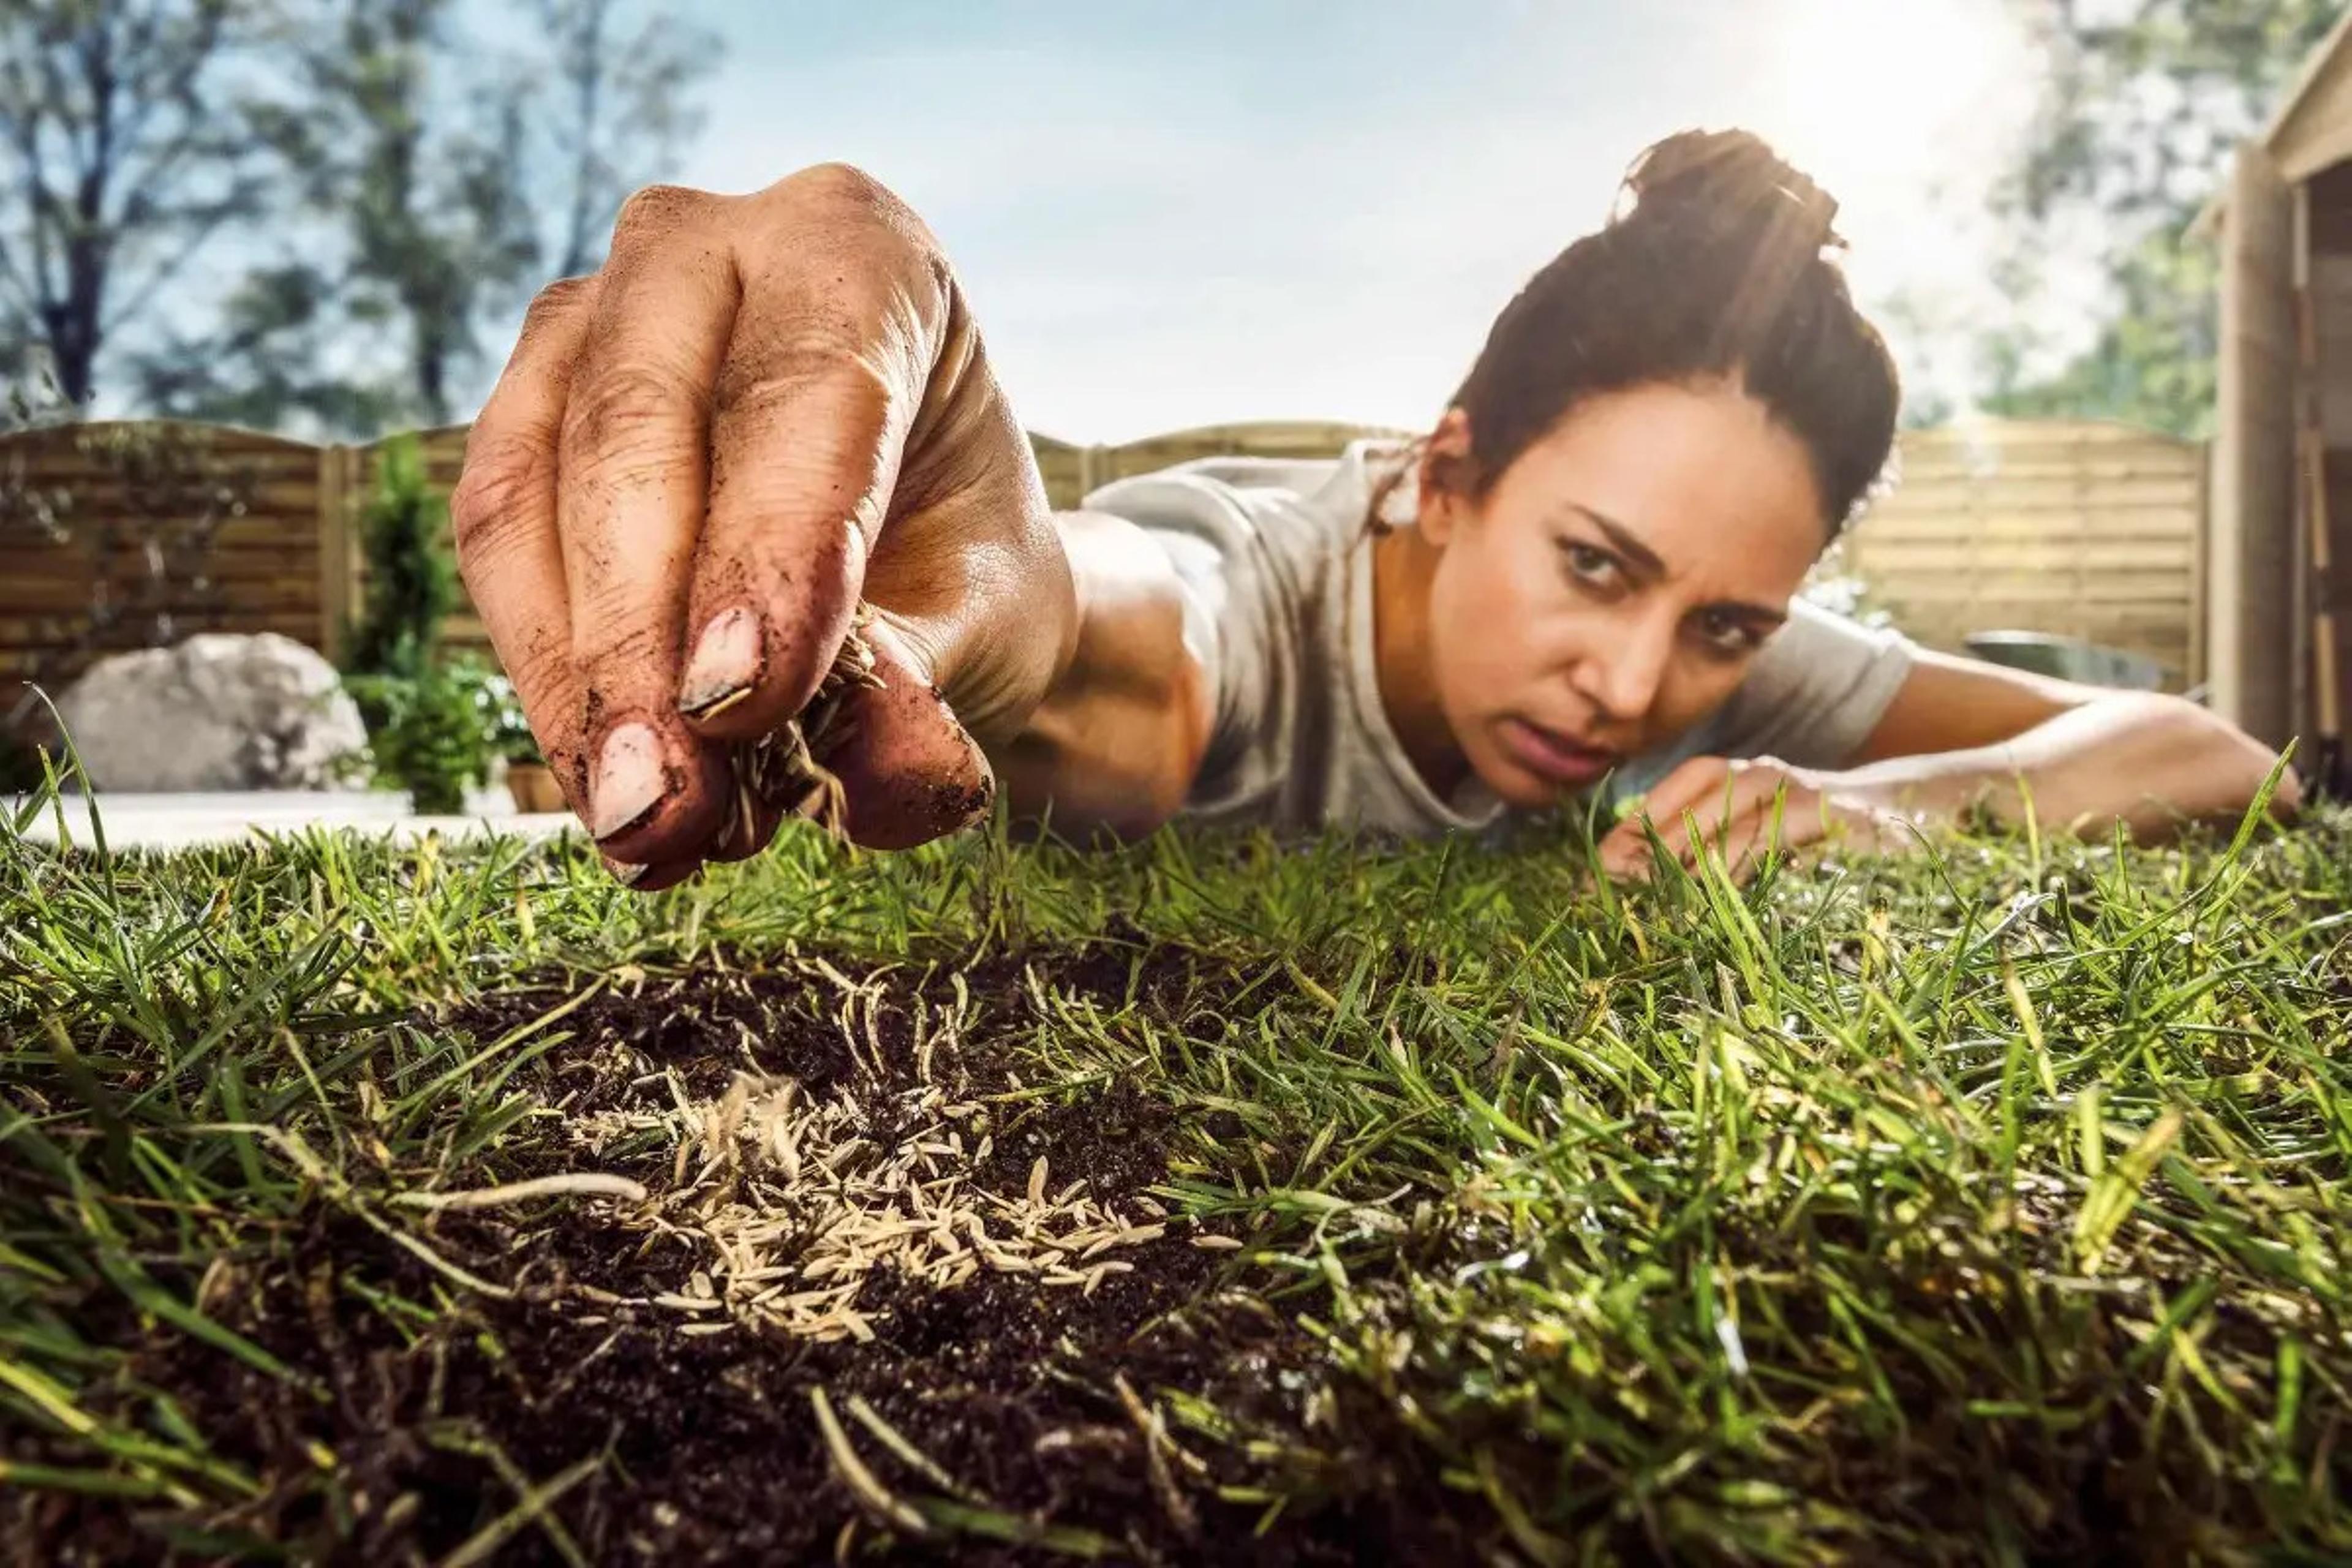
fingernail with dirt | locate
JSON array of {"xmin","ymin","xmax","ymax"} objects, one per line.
[
  {"xmin": 679, "ymin": 607, "xmax": 760, "ymax": 717},
  {"xmin": 590, "ymin": 722, "xmax": 666, "ymax": 841}
]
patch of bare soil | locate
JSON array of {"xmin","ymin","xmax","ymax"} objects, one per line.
[{"xmin": 6, "ymin": 941, "xmax": 1464, "ymax": 1566}]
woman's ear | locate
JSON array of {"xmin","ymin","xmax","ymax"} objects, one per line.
[{"xmin": 1417, "ymin": 407, "xmax": 1476, "ymax": 546}]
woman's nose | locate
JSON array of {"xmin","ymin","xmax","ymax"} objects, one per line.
[{"xmin": 1570, "ymin": 611, "xmax": 1673, "ymax": 725}]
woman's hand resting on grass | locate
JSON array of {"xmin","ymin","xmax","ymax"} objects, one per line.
[
  {"xmin": 451, "ymin": 165, "xmax": 1076, "ymax": 889},
  {"xmin": 1596, "ymin": 755, "xmax": 1922, "ymax": 884}
]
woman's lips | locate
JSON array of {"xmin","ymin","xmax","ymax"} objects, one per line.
[{"xmin": 1498, "ymin": 717, "xmax": 1618, "ymax": 787}]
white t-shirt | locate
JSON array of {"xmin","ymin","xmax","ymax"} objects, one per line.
[{"xmin": 1081, "ymin": 439, "xmax": 1917, "ymax": 839}]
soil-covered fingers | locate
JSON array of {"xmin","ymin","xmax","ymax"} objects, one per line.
[
  {"xmin": 674, "ymin": 167, "xmax": 1058, "ymax": 855},
  {"xmin": 673, "ymin": 165, "xmax": 959, "ymax": 753},
  {"xmin": 556, "ymin": 184, "xmax": 743, "ymax": 867},
  {"xmin": 450, "ymin": 274, "xmax": 601, "ymax": 821},
  {"xmin": 597, "ymin": 789, "xmax": 778, "ymax": 893},
  {"xmin": 818, "ymin": 613, "xmax": 996, "ymax": 850},
  {"xmin": 599, "ymin": 851, "xmax": 701, "ymax": 892}
]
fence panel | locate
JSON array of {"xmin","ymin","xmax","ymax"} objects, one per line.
[
  {"xmin": 0, "ymin": 422, "xmax": 326, "ymax": 693},
  {"xmin": 0, "ymin": 414, "xmax": 2209, "ymax": 703},
  {"xmin": 1846, "ymin": 420, "xmax": 2206, "ymax": 687}
]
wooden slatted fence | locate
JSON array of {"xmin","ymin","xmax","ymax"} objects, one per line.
[{"xmin": 0, "ymin": 414, "xmax": 2207, "ymax": 697}]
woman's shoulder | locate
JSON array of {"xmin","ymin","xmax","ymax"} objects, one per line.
[
  {"xmin": 1700, "ymin": 595, "xmax": 1919, "ymax": 769},
  {"xmin": 1079, "ymin": 438, "xmax": 1410, "ymax": 565}
]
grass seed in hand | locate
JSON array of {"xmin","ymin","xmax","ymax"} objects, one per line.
[{"xmin": 718, "ymin": 605, "xmax": 886, "ymax": 850}]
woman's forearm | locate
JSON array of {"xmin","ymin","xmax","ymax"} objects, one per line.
[
  {"xmin": 1835, "ymin": 693, "xmax": 2302, "ymax": 842},
  {"xmin": 986, "ymin": 511, "xmax": 1212, "ymax": 840}
]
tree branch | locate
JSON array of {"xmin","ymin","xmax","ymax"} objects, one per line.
[{"xmin": 100, "ymin": 174, "xmax": 278, "ymax": 335}]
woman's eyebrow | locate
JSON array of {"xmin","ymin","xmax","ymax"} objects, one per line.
[
  {"xmin": 1566, "ymin": 507, "xmax": 1668, "ymax": 582},
  {"xmin": 1564, "ymin": 505, "xmax": 1790, "ymax": 625},
  {"xmin": 1702, "ymin": 600, "xmax": 1790, "ymax": 631}
]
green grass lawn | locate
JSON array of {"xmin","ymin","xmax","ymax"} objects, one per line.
[{"xmin": 2, "ymin": 768, "xmax": 2348, "ymax": 1565}]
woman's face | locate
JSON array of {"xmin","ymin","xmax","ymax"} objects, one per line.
[{"xmin": 1418, "ymin": 380, "xmax": 1830, "ymax": 808}]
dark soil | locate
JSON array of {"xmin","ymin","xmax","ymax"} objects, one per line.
[{"xmin": 4, "ymin": 941, "xmax": 1465, "ymax": 1567}]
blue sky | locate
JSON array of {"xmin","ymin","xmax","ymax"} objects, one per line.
[
  {"xmin": 135, "ymin": 1, "xmax": 2055, "ymax": 443},
  {"xmin": 643, "ymin": 0, "xmax": 2058, "ymax": 442}
]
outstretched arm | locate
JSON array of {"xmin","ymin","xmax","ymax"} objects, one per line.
[
  {"xmin": 1601, "ymin": 649, "xmax": 2300, "ymax": 880},
  {"xmin": 986, "ymin": 511, "xmax": 1214, "ymax": 842},
  {"xmin": 451, "ymin": 162, "xmax": 1077, "ymax": 886},
  {"xmin": 1839, "ymin": 649, "xmax": 2301, "ymax": 839}
]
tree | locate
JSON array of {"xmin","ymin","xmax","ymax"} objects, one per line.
[
  {"xmin": 1981, "ymin": 0, "xmax": 2343, "ymax": 436},
  {"xmin": 132, "ymin": 0, "xmax": 715, "ymax": 439},
  {"xmin": 133, "ymin": 0, "xmax": 540, "ymax": 434},
  {"xmin": 535, "ymin": 0, "xmax": 715, "ymax": 281},
  {"xmin": 0, "ymin": 0, "xmax": 296, "ymax": 413}
]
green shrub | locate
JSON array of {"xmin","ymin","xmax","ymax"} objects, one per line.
[
  {"xmin": 345, "ymin": 666, "xmax": 490, "ymax": 815},
  {"xmin": 453, "ymin": 655, "xmax": 537, "ymax": 764},
  {"xmin": 331, "ymin": 437, "xmax": 529, "ymax": 812},
  {"xmin": 343, "ymin": 432, "xmax": 456, "ymax": 683}
]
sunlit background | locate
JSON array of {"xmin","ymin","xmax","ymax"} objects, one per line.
[{"xmin": 630, "ymin": 0, "xmax": 2065, "ymax": 442}]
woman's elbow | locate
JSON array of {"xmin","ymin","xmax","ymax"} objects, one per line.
[{"xmin": 2171, "ymin": 696, "xmax": 2302, "ymax": 823}]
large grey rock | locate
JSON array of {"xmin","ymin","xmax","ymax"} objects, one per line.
[{"xmin": 55, "ymin": 633, "xmax": 370, "ymax": 791}]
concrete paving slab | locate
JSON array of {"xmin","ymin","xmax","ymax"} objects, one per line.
[{"xmin": 3, "ymin": 788, "xmax": 584, "ymax": 852}]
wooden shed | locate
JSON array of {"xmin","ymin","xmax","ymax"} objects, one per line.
[{"xmin": 2198, "ymin": 7, "xmax": 2352, "ymax": 791}]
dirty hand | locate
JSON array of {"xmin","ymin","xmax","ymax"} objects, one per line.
[
  {"xmin": 452, "ymin": 164, "xmax": 1072, "ymax": 889},
  {"xmin": 1596, "ymin": 755, "xmax": 1919, "ymax": 884}
]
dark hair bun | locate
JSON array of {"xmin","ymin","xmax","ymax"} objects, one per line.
[
  {"xmin": 1439, "ymin": 122, "xmax": 1897, "ymax": 538},
  {"xmin": 1617, "ymin": 129, "xmax": 1844, "ymax": 254}
]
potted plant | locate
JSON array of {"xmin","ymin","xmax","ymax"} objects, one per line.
[
  {"xmin": 501, "ymin": 732, "xmax": 565, "ymax": 814},
  {"xmin": 342, "ymin": 666, "xmax": 491, "ymax": 814}
]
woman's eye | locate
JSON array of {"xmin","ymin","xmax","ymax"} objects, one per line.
[
  {"xmin": 1694, "ymin": 610, "xmax": 1762, "ymax": 656},
  {"xmin": 1561, "ymin": 542, "xmax": 1619, "ymax": 587}
]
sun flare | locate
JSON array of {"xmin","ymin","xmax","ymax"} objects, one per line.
[{"xmin": 1749, "ymin": 0, "xmax": 2040, "ymax": 282}]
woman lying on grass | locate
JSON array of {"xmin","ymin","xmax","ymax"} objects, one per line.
[{"xmin": 451, "ymin": 128, "xmax": 2297, "ymax": 891}]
